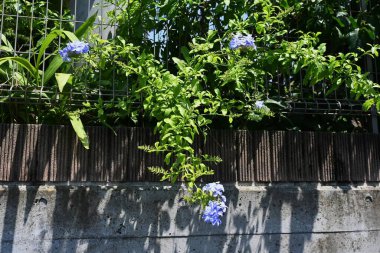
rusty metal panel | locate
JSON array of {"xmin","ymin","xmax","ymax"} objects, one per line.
[
  {"xmin": 70, "ymin": 127, "xmax": 89, "ymax": 182},
  {"xmin": 1, "ymin": 124, "xmax": 379, "ymax": 183},
  {"xmin": 0, "ymin": 124, "xmax": 11, "ymax": 181},
  {"xmin": 3, "ymin": 124, "xmax": 38, "ymax": 182},
  {"xmin": 203, "ymin": 130, "xmax": 237, "ymax": 182},
  {"xmin": 54, "ymin": 126, "xmax": 72, "ymax": 181},
  {"xmin": 144, "ymin": 129, "xmax": 163, "ymax": 182},
  {"xmin": 203, "ymin": 130, "xmax": 219, "ymax": 182},
  {"xmin": 301, "ymin": 132, "xmax": 319, "ymax": 181},
  {"xmin": 254, "ymin": 131, "xmax": 272, "ymax": 182},
  {"xmin": 85, "ymin": 126, "xmax": 109, "ymax": 182},
  {"xmin": 109, "ymin": 127, "xmax": 129, "ymax": 182},
  {"xmin": 237, "ymin": 130, "xmax": 254, "ymax": 182},
  {"xmin": 127, "ymin": 127, "xmax": 146, "ymax": 181},
  {"xmin": 333, "ymin": 133, "xmax": 351, "ymax": 182},
  {"xmin": 285, "ymin": 131, "xmax": 303, "ymax": 181},
  {"xmin": 11, "ymin": 124, "xmax": 29, "ymax": 181},
  {"xmin": 317, "ymin": 132, "xmax": 335, "ymax": 182},
  {"xmin": 283, "ymin": 131, "xmax": 319, "ymax": 182},
  {"xmin": 36, "ymin": 125, "xmax": 70, "ymax": 182},
  {"xmin": 366, "ymin": 134, "xmax": 380, "ymax": 182},
  {"xmin": 6, "ymin": 124, "xmax": 20, "ymax": 181},
  {"xmin": 19, "ymin": 124, "xmax": 34, "ymax": 181},
  {"xmin": 283, "ymin": 132, "xmax": 301, "ymax": 181},
  {"xmin": 220, "ymin": 130, "xmax": 237, "ymax": 182},
  {"xmin": 270, "ymin": 131, "xmax": 288, "ymax": 181},
  {"xmin": 350, "ymin": 133, "xmax": 367, "ymax": 182},
  {"xmin": 35, "ymin": 125, "xmax": 51, "ymax": 182}
]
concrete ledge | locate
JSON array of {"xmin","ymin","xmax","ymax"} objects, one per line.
[{"xmin": 0, "ymin": 183, "xmax": 379, "ymax": 252}]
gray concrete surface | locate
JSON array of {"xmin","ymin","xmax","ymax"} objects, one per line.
[
  {"xmin": 70, "ymin": 0, "xmax": 116, "ymax": 39},
  {"xmin": 0, "ymin": 183, "xmax": 379, "ymax": 253}
]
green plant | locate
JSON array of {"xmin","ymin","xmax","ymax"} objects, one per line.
[
  {"xmin": 0, "ymin": 14, "xmax": 97, "ymax": 148},
  {"xmin": 0, "ymin": 0, "xmax": 73, "ymax": 52},
  {"xmin": 113, "ymin": 0, "xmax": 380, "ymax": 225}
]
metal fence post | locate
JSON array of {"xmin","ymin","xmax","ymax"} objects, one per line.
[{"xmin": 361, "ymin": 0, "xmax": 379, "ymax": 134}]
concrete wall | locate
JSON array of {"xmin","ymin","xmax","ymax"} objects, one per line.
[{"xmin": 0, "ymin": 183, "xmax": 379, "ymax": 253}]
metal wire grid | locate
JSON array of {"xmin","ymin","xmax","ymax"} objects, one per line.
[
  {"xmin": 264, "ymin": 74, "xmax": 368, "ymax": 115},
  {"xmin": 0, "ymin": 0, "xmax": 376, "ymax": 116},
  {"xmin": 0, "ymin": 0, "xmax": 122, "ymax": 106}
]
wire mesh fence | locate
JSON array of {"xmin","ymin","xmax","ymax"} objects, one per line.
[
  {"xmin": 0, "ymin": 0, "xmax": 377, "ymax": 117},
  {"xmin": 0, "ymin": 0, "xmax": 121, "ymax": 106}
]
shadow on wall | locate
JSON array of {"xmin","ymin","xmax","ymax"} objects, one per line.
[
  {"xmin": 179, "ymin": 185, "xmax": 319, "ymax": 253},
  {"xmin": 0, "ymin": 124, "xmax": 321, "ymax": 253},
  {"xmin": 0, "ymin": 185, "xmax": 178, "ymax": 253},
  {"xmin": 50, "ymin": 185, "xmax": 176, "ymax": 253},
  {"xmin": 0, "ymin": 183, "xmax": 322, "ymax": 253},
  {"xmin": 254, "ymin": 186, "xmax": 319, "ymax": 253},
  {"xmin": 5, "ymin": 125, "xmax": 379, "ymax": 252}
]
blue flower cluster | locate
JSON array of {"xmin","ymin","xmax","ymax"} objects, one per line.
[
  {"xmin": 202, "ymin": 201, "xmax": 227, "ymax": 226},
  {"xmin": 202, "ymin": 182, "xmax": 226, "ymax": 202},
  {"xmin": 255, "ymin": 100, "xmax": 264, "ymax": 109},
  {"xmin": 229, "ymin": 34, "xmax": 256, "ymax": 50},
  {"xmin": 59, "ymin": 41, "xmax": 89, "ymax": 62},
  {"xmin": 202, "ymin": 182, "xmax": 227, "ymax": 226}
]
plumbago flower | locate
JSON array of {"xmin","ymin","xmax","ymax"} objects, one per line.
[
  {"xmin": 201, "ymin": 182, "xmax": 227, "ymax": 226},
  {"xmin": 202, "ymin": 182, "xmax": 226, "ymax": 202},
  {"xmin": 229, "ymin": 34, "xmax": 257, "ymax": 50},
  {"xmin": 180, "ymin": 182, "xmax": 227, "ymax": 226},
  {"xmin": 59, "ymin": 40, "xmax": 90, "ymax": 62},
  {"xmin": 255, "ymin": 100, "xmax": 264, "ymax": 109},
  {"xmin": 202, "ymin": 201, "xmax": 227, "ymax": 226}
]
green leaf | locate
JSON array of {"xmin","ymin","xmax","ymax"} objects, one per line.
[
  {"xmin": 164, "ymin": 118, "xmax": 175, "ymax": 127},
  {"xmin": 164, "ymin": 153, "xmax": 172, "ymax": 165},
  {"xmin": 371, "ymin": 46, "xmax": 379, "ymax": 57},
  {"xmin": 43, "ymin": 14, "xmax": 97, "ymax": 85},
  {"xmin": 0, "ymin": 46, "xmax": 13, "ymax": 52},
  {"xmin": 363, "ymin": 99, "xmax": 374, "ymax": 111},
  {"xmin": 181, "ymin": 46, "xmax": 191, "ymax": 62},
  {"xmin": 62, "ymin": 30, "xmax": 78, "ymax": 42},
  {"xmin": 332, "ymin": 17, "xmax": 345, "ymax": 28},
  {"xmin": 75, "ymin": 12, "xmax": 97, "ymax": 38},
  {"xmin": 348, "ymin": 28, "xmax": 359, "ymax": 49},
  {"xmin": 1, "ymin": 34, "xmax": 13, "ymax": 51},
  {"xmin": 364, "ymin": 27, "xmax": 376, "ymax": 40},
  {"xmin": 265, "ymin": 99, "xmax": 286, "ymax": 108},
  {"xmin": 172, "ymin": 57, "xmax": 186, "ymax": 70},
  {"xmin": 177, "ymin": 105, "xmax": 186, "ymax": 117},
  {"xmin": 43, "ymin": 56, "xmax": 64, "ymax": 84},
  {"xmin": 36, "ymin": 30, "xmax": 62, "ymax": 68},
  {"xmin": 37, "ymin": 30, "xmax": 78, "ymax": 68},
  {"xmin": 0, "ymin": 57, "xmax": 37, "ymax": 77},
  {"xmin": 68, "ymin": 112, "xmax": 90, "ymax": 149},
  {"xmin": 183, "ymin": 136, "xmax": 193, "ymax": 144},
  {"xmin": 55, "ymin": 73, "xmax": 72, "ymax": 92}
]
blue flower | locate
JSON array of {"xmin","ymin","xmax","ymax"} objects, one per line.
[
  {"xmin": 255, "ymin": 100, "xmax": 264, "ymax": 109},
  {"xmin": 59, "ymin": 41, "xmax": 90, "ymax": 62},
  {"xmin": 202, "ymin": 201, "xmax": 227, "ymax": 226},
  {"xmin": 202, "ymin": 182, "xmax": 225, "ymax": 198},
  {"xmin": 59, "ymin": 48, "xmax": 71, "ymax": 62},
  {"xmin": 229, "ymin": 34, "xmax": 257, "ymax": 50}
]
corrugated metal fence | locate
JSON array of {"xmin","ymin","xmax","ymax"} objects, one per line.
[{"xmin": 0, "ymin": 124, "xmax": 379, "ymax": 182}]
